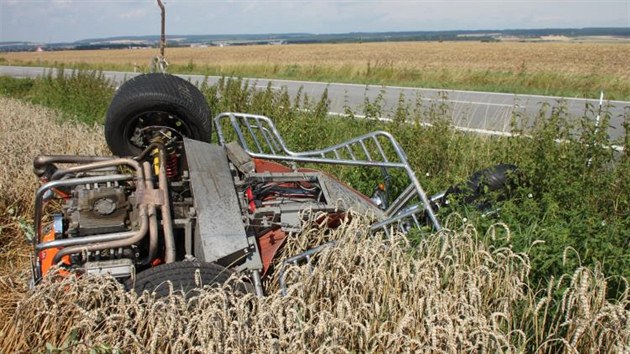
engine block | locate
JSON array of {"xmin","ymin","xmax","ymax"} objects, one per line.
[{"xmin": 67, "ymin": 184, "xmax": 130, "ymax": 237}]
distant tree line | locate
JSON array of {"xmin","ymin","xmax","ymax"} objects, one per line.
[{"xmin": 1, "ymin": 27, "xmax": 628, "ymax": 52}]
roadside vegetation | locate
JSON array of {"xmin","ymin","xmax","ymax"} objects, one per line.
[
  {"xmin": 2, "ymin": 41, "xmax": 630, "ymax": 100},
  {"xmin": 0, "ymin": 72, "xmax": 628, "ymax": 352}
]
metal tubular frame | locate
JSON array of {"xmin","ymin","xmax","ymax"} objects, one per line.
[
  {"xmin": 142, "ymin": 162, "xmax": 159, "ymax": 265},
  {"xmin": 214, "ymin": 112, "xmax": 441, "ymax": 232}
]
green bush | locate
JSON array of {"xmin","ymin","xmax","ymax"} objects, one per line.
[
  {"xmin": 0, "ymin": 68, "xmax": 115, "ymax": 124},
  {"xmin": 200, "ymin": 76, "xmax": 630, "ymax": 294},
  {"xmin": 29, "ymin": 68, "xmax": 115, "ymax": 124}
]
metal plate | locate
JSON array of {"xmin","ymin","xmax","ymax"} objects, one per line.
[
  {"xmin": 84, "ymin": 259, "xmax": 134, "ymax": 278},
  {"xmin": 318, "ymin": 173, "xmax": 385, "ymax": 219},
  {"xmin": 184, "ymin": 138, "xmax": 249, "ymax": 263}
]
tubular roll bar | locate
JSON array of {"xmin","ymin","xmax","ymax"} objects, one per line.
[{"xmin": 214, "ymin": 112, "xmax": 441, "ymax": 233}]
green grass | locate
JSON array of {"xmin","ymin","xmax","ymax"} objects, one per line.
[
  {"xmin": 0, "ymin": 75, "xmax": 34, "ymax": 98},
  {"xmin": 0, "ymin": 68, "xmax": 114, "ymax": 124},
  {"xmin": 1, "ymin": 72, "xmax": 629, "ymax": 297}
]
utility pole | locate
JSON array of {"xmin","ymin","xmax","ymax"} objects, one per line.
[
  {"xmin": 157, "ymin": 0, "xmax": 166, "ymax": 58},
  {"xmin": 152, "ymin": 0, "xmax": 168, "ymax": 73}
]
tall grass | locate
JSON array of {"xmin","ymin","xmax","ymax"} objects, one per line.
[
  {"xmin": 0, "ymin": 97, "xmax": 108, "ymax": 322},
  {"xmin": 0, "ymin": 68, "xmax": 114, "ymax": 124}
]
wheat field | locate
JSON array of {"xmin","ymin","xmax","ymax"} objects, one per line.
[
  {"xmin": 2, "ymin": 42, "xmax": 627, "ymax": 75},
  {"xmin": 2, "ymin": 214, "xmax": 629, "ymax": 353},
  {"xmin": 0, "ymin": 97, "xmax": 628, "ymax": 353}
]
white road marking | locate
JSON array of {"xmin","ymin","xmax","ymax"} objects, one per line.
[{"xmin": 326, "ymin": 111, "xmax": 624, "ymax": 151}]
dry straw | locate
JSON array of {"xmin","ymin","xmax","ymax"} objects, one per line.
[
  {"xmin": 2, "ymin": 214, "xmax": 629, "ymax": 353},
  {"xmin": 0, "ymin": 97, "xmax": 108, "ymax": 211}
]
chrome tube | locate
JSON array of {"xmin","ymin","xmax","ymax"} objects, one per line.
[
  {"xmin": 430, "ymin": 191, "xmax": 447, "ymax": 202},
  {"xmin": 157, "ymin": 146, "xmax": 176, "ymax": 263},
  {"xmin": 385, "ymin": 183, "xmax": 416, "ymax": 216},
  {"xmin": 142, "ymin": 162, "xmax": 159, "ymax": 264},
  {"xmin": 50, "ymin": 158, "xmax": 143, "ymax": 181},
  {"xmin": 33, "ymin": 155, "xmax": 113, "ymax": 177},
  {"xmin": 36, "ymin": 230, "xmax": 138, "ymax": 251},
  {"xmin": 405, "ymin": 167, "xmax": 441, "ymax": 231},
  {"xmin": 251, "ymin": 270, "xmax": 264, "ymax": 297}
]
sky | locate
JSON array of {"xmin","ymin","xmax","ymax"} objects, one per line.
[{"xmin": 0, "ymin": 0, "xmax": 629, "ymax": 43}]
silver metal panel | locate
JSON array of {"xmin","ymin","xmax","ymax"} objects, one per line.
[
  {"xmin": 184, "ymin": 138, "xmax": 249, "ymax": 263},
  {"xmin": 318, "ymin": 174, "xmax": 385, "ymax": 219},
  {"xmin": 84, "ymin": 259, "xmax": 134, "ymax": 278}
]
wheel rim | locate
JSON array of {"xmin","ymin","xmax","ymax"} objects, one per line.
[{"xmin": 125, "ymin": 111, "xmax": 194, "ymax": 151}]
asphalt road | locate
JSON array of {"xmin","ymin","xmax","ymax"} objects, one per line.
[{"xmin": 1, "ymin": 65, "xmax": 628, "ymax": 141}]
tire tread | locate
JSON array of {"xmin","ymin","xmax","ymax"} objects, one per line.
[{"xmin": 105, "ymin": 73, "xmax": 212, "ymax": 156}]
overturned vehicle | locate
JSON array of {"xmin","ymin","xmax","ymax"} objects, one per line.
[{"xmin": 31, "ymin": 73, "xmax": 518, "ymax": 297}]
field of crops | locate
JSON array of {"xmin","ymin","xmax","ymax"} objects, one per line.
[
  {"xmin": 2, "ymin": 41, "xmax": 630, "ymax": 99},
  {"xmin": 0, "ymin": 72, "xmax": 629, "ymax": 352}
]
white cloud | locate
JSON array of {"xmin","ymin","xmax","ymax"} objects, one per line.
[{"xmin": 120, "ymin": 8, "xmax": 149, "ymax": 19}]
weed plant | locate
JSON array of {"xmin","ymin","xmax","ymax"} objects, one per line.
[
  {"xmin": 202, "ymin": 76, "xmax": 630, "ymax": 295},
  {"xmin": 0, "ymin": 68, "xmax": 114, "ymax": 124}
]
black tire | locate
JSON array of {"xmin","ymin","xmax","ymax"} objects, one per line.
[
  {"xmin": 443, "ymin": 164, "xmax": 520, "ymax": 210},
  {"xmin": 127, "ymin": 261, "xmax": 250, "ymax": 298},
  {"xmin": 105, "ymin": 73, "xmax": 212, "ymax": 157}
]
